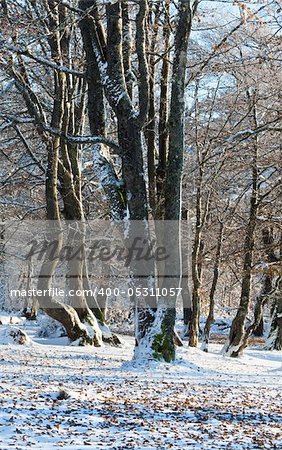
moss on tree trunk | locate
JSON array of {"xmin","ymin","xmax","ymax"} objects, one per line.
[{"xmin": 151, "ymin": 309, "xmax": 176, "ymax": 362}]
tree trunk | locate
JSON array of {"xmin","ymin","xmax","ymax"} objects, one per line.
[
  {"xmin": 79, "ymin": 6, "xmax": 125, "ymax": 220},
  {"xmin": 36, "ymin": 2, "xmax": 102, "ymax": 345},
  {"xmin": 79, "ymin": 0, "xmax": 156, "ymax": 348},
  {"xmin": 223, "ymin": 90, "xmax": 259, "ymax": 357},
  {"xmin": 265, "ymin": 281, "xmax": 282, "ymax": 351},
  {"xmin": 156, "ymin": 0, "xmax": 170, "ymax": 219},
  {"xmin": 78, "ymin": 0, "xmax": 197, "ymax": 362},
  {"xmin": 202, "ymin": 221, "xmax": 224, "ymax": 352},
  {"xmin": 222, "ymin": 189, "xmax": 258, "ymax": 357},
  {"xmin": 145, "ymin": 2, "xmax": 161, "ymax": 215},
  {"xmin": 189, "ymin": 180, "xmax": 206, "ymax": 348},
  {"xmin": 148, "ymin": 0, "xmax": 195, "ymax": 361},
  {"xmin": 253, "ymin": 227, "xmax": 278, "ymax": 337},
  {"xmin": 265, "ymin": 231, "xmax": 282, "ymax": 350},
  {"xmin": 182, "ymin": 209, "xmax": 192, "ymax": 336},
  {"xmin": 253, "ymin": 316, "xmax": 264, "ymax": 337}
]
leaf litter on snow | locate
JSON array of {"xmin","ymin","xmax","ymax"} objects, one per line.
[{"xmin": 0, "ymin": 319, "xmax": 281, "ymax": 449}]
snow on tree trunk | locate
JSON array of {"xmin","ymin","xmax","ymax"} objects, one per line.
[
  {"xmin": 78, "ymin": 0, "xmax": 197, "ymax": 362},
  {"xmin": 37, "ymin": 221, "xmax": 102, "ymax": 346},
  {"xmin": 134, "ymin": 307, "xmax": 176, "ymax": 363}
]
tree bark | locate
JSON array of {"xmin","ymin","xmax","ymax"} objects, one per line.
[
  {"xmin": 149, "ymin": 0, "xmax": 195, "ymax": 361},
  {"xmin": 265, "ymin": 278, "xmax": 282, "ymax": 351},
  {"xmin": 265, "ymin": 232, "xmax": 282, "ymax": 350},
  {"xmin": 202, "ymin": 221, "xmax": 224, "ymax": 352},
  {"xmin": 156, "ymin": 0, "xmax": 170, "ymax": 219},
  {"xmin": 182, "ymin": 209, "xmax": 192, "ymax": 335},
  {"xmin": 145, "ymin": 1, "xmax": 161, "ymax": 214},
  {"xmin": 223, "ymin": 89, "xmax": 259, "ymax": 357}
]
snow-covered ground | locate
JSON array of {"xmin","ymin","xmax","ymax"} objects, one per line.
[{"xmin": 0, "ymin": 318, "xmax": 281, "ymax": 449}]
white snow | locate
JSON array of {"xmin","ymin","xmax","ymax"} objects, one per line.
[
  {"xmin": 0, "ymin": 325, "xmax": 31, "ymax": 345},
  {"xmin": 0, "ymin": 319, "xmax": 281, "ymax": 449}
]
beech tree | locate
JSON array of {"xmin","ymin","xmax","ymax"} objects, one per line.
[
  {"xmin": 1, "ymin": 0, "xmax": 280, "ymax": 361},
  {"xmin": 182, "ymin": 2, "xmax": 281, "ymax": 353},
  {"xmin": 78, "ymin": 0, "xmax": 199, "ymax": 361},
  {"xmin": 1, "ymin": 0, "xmax": 200, "ymax": 360},
  {"xmin": 266, "ymin": 277, "xmax": 282, "ymax": 351},
  {"xmin": 0, "ymin": 0, "xmax": 117, "ymax": 345}
]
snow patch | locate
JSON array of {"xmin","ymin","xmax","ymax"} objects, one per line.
[{"xmin": 0, "ymin": 325, "xmax": 31, "ymax": 345}]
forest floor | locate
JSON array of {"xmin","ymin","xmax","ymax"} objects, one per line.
[{"xmin": 0, "ymin": 317, "xmax": 281, "ymax": 450}]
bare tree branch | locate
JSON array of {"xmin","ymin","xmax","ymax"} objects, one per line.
[{"xmin": 0, "ymin": 114, "xmax": 120, "ymax": 153}]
